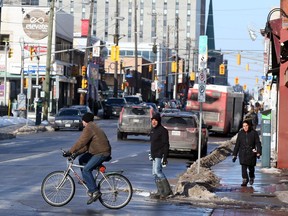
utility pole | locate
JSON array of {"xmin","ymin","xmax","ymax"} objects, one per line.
[
  {"xmin": 184, "ymin": 37, "xmax": 191, "ymax": 103},
  {"xmin": 4, "ymin": 42, "xmax": 8, "ymax": 106},
  {"xmin": 80, "ymin": 0, "xmax": 94, "ymax": 105},
  {"xmin": 134, "ymin": 0, "xmax": 138, "ymax": 94},
  {"xmin": 43, "ymin": 0, "xmax": 55, "ymax": 121},
  {"xmin": 165, "ymin": 26, "xmax": 170, "ymax": 98},
  {"xmin": 173, "ymin": 15, "xmax": 179, "ymax": 100},
  {"xmin": 113, "ymin": 0, "xmax": 120, "ymax": 98}
]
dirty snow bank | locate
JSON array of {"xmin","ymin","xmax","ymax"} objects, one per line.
[{"xmin": 174, "ymin": 140, "xmax": 234, "ymax": 200}]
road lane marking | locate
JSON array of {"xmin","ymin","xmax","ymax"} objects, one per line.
[{"xmin": 0, "ymin": 150, "xmax": 58, "ymax": 164}]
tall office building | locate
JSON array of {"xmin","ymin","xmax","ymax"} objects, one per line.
[{"xmin": 53, "ymin": 0, "xmax": 206, "ymax": 63}]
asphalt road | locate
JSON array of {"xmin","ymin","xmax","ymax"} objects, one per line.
[{"xmin": 0, "ymin": 119, "xmax": 225, "ymax": 215}]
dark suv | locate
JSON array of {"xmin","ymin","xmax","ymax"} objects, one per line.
[
  {"xmin": 117, "ymin": 104, "xmax": 154, "ymax": 140},
  {"xmin": 102, "ymin": 98, "xmax": 127, "ymax": 119}
]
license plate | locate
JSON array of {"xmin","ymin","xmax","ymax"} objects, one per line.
[
  {"xmin": 171, "ymin": 130, "xmax": 181, "ymax": 136},
  {"xmin": 65, "ymin": 124, "xmax": 71, "ymax": 127},
  {"xmin": 133, "ymin": 119, "xmax": 140, "ymax": 123}
]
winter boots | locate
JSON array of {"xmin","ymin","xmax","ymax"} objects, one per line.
[
  {"xmin": 249, "ymin": 178, "xmax": 254, "ymax": 185},
  {"xmin": 150, "ymin": 179, "xmax": 164, "ymax": 199},
  {"xmin": 150, "ymin": 178, "xmax": 173, "ymax": 199},
  {"xmin": 241, "ymin": 178, "xmax": 249, "ymax": 186}
]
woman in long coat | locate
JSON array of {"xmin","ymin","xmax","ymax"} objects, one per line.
[{"xmin": 232, "ymin": 120, "xmax": 262, "ymax": 186}]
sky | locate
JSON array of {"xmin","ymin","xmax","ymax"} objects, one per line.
[{"xmin": 210, "ymin": 0, "xmax": 280, "ymax": 91}]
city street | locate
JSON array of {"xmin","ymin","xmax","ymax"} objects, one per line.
[{"xmin": 0, "ymin": 118, "xmax": 224, "ymax": 215}]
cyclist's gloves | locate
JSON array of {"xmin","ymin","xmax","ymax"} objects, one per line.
[{"xmin": 63, "ymin": 151, "xmax": 72, "ymax": 157}]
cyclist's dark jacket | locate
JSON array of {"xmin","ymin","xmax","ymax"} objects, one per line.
[
  {"xmin": 150, "ymin": 114, "xmax": 169, "ymax": 162},
  {"xmin": 70, "ymin": 122, "xmax": 111, "ymax": 156}
]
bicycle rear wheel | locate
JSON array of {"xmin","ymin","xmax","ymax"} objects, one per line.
[
  {"xmin": 98, "ymin": 173, "xmax": 133, "ymax": 209},
  {"xmin": 41, "ymin": 171, "xmax": 75, "ymax": 207}
]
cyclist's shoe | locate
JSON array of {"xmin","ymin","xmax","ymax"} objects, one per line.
[{"xmin": 87, "ymin": 191, "xmax": 102, "ymax": 205}]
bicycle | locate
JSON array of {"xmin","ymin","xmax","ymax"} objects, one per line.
[{"xmin": 41, "ymin": 150, "xmax": 133, "ymax": 209}]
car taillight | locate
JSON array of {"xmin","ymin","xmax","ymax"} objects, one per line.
[
  {"xmin": 186, "ymin": 128, "xmax": 197, "ymax": 133},
  {"xmin": 119, "ymin": 108, "xmax": 124, "ymax": 123}
]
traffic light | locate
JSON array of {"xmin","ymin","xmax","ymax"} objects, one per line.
[
  {"xmin": 82, "ymin": 78, "xmax": 88, "ymax": 89},
  {"xmin": 30, "ymin": 46, "xmax": 35, "ymax": 60},
  {"xmin": 236, "ymin": 54, "xmax": 241, "ymax": 65},
  {"xmin": 219, "ymin": 64, "xmax": 225, "ymax": 75},
  {"xmin": 234, "ymin": 77, "xmax": 239, "ymax": 85},
  {"xmin": 190, "ymin": 72, "xmax": 195, "ymax": 81},
  {"xmin": 8, "ymin": 48, "xmax": 13, "ymax": 58},
  {"xmin": 23, "ymin": 78, "xmax": 29, "ymax": 88},
  {"xmin": 152, "ymin": 44, "xmax": 157, "ymax": 54},
  {"xmin": 81, "ymin": 66, "xmax": 87, "ymax": 76},
  {"xmin": 171, "ymin": 61, "xmax": 177, "ymax": 73},
  {"xmin": 246, "ymin": 63, "xmax": 249, "ymax": 71},
  {"xmin": 243, "ymin": 84, "xmax": 247, "ymax": 91},
  {"xmin": 110, "ymin": 45, "xmax": 119, "ymax": 61},
  {"xmin": 149, "ymin": 65, "xmax": 152, "ymax": 72}
]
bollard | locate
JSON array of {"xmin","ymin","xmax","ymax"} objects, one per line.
[{"xmin": 261, "ymin": 109, "xmax": 271, "ymax": 168}]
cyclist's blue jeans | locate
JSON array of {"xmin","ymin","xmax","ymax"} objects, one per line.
[
  {"xmin": 152, "ymin": 158, "xmax": 166, "ymax": 180},
  {"xmin": 79, "ymin": 153, "xmax": 110, "ymax": 193}
]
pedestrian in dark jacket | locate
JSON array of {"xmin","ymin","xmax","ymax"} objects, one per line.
[
  {"xmin": 150, "ymin": 113, "xmax": 172, "ymax": 198},
  {"xmin": 232, "ymin": 120, "xmax": 262, "ymax": 186},
  {"xmin": 63, "ymin": 112, "xmax": 111, "ymax": 205}
]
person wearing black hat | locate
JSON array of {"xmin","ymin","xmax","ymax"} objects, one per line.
[
  {"xmin": 63, "ymin": 112, "xmax": 111, "ymax": 205},
  {"xmin": 150, "ymin": 112, "xmax": 173, "ymax": 199}
]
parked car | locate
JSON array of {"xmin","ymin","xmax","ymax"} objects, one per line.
[
  {"xmin": 117, "ymin": 104, "xmax": 154, "ymax": 140},
  {"xmin": 124, "ymin": 95, "xmax": 143, "ymax": 105},
  {"xmin": 161, "ymin": 108, "xmax": 180, "ymax": 115},
  {"xmin": 102, "ymin": 98, "xmax": 127, "ymax": 119},
  {"xmin": 145, "ymin": 102, "xmax": 159, "ymax": 113},
  {"xmin": 70, "ymin": 105, "xmax": 92, "ymax": 116},
  {"xmin": 53, "ymin": 108, "xmax": 84, "ymax": 131},
  {"xmin": 161, "ymin": 111, "xmax": 207, "ymax": 157}
]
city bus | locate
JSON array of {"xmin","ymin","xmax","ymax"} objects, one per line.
[{"xmin": 185, "ymin": 84, "xmax": 244, "ymax": 134}]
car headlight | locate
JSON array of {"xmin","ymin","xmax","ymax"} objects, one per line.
[
  {"xmin": 74, "ymin": 120, "xmax": 80, "ymax": 123},
  {"xmin": 55, "ymin": 120, "xmax": 62, "ymax": 123}
]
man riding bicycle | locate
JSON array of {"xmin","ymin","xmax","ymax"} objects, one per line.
[{"xmin": 63, "ymin": 112, "xmax": 111, "ymax": 205}]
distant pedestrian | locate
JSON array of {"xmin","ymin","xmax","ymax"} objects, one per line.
[
  {"xmin": 149, "ymin": 113, "xmax": 173, "ymax": 199},
  {"xmin": 232, "ymin": 120, "xmax": 262, "ymax": 186},
  {"xmin": 244, "ymin": 105, "xmax": 258, "ymax": 130}
]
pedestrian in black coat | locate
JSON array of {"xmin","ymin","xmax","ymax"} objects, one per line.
[
  {"xmin": 232, "ymin": 120, "xmax": 262, "ymax": 186},
  {"xmin": 149, "ymin": 113, "xmax": 172, "ymax": 199}
]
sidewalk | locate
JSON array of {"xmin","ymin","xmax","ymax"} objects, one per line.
[{"xmin": 211, "ymin": 155, "xmax": 288, "ymax": 214}]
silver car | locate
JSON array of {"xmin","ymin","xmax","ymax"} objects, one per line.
[{"xmin": 117, "ymin": 104, "xmax": 153, "ymax": 140}]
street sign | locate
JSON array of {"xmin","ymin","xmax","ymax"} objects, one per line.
[
  {"xmin": 77, "ymin": 88, "xmax": 88, "ymax": 93},
  {"xmin": 32, "ymin": 85, "xmax": 42, "ymax": 89},
  {"xmin": 198, "ymin": 84, "xmax": 206, "ymax": 102},
  {"xmin": 198, "ymin": 69, "xmax": 207, "ymax": 84},
  {"xmin": 198, "ymin": 36, "xmax": 208, "ymax": 70}
]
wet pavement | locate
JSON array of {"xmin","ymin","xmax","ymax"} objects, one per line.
[
  {"xmin": 1, "ymin": 118, "xmax": 288, "ymax": 215},
  {"xmin": 211, "ymin": 156, "xmax": 288, "ymax": 215}
]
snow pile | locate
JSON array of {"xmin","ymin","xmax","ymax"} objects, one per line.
[{"xmin": 175, "ymin": 140, "xmax": 234, "ymax": 199}]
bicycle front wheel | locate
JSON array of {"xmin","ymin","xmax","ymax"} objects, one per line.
[
  {"xmin": 98, "ymin": 173, "xmax": 133, "ymax": 209},
  {"xmin": 41, "ymin": 171, "xmax": 75, "ymax": 207}
]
